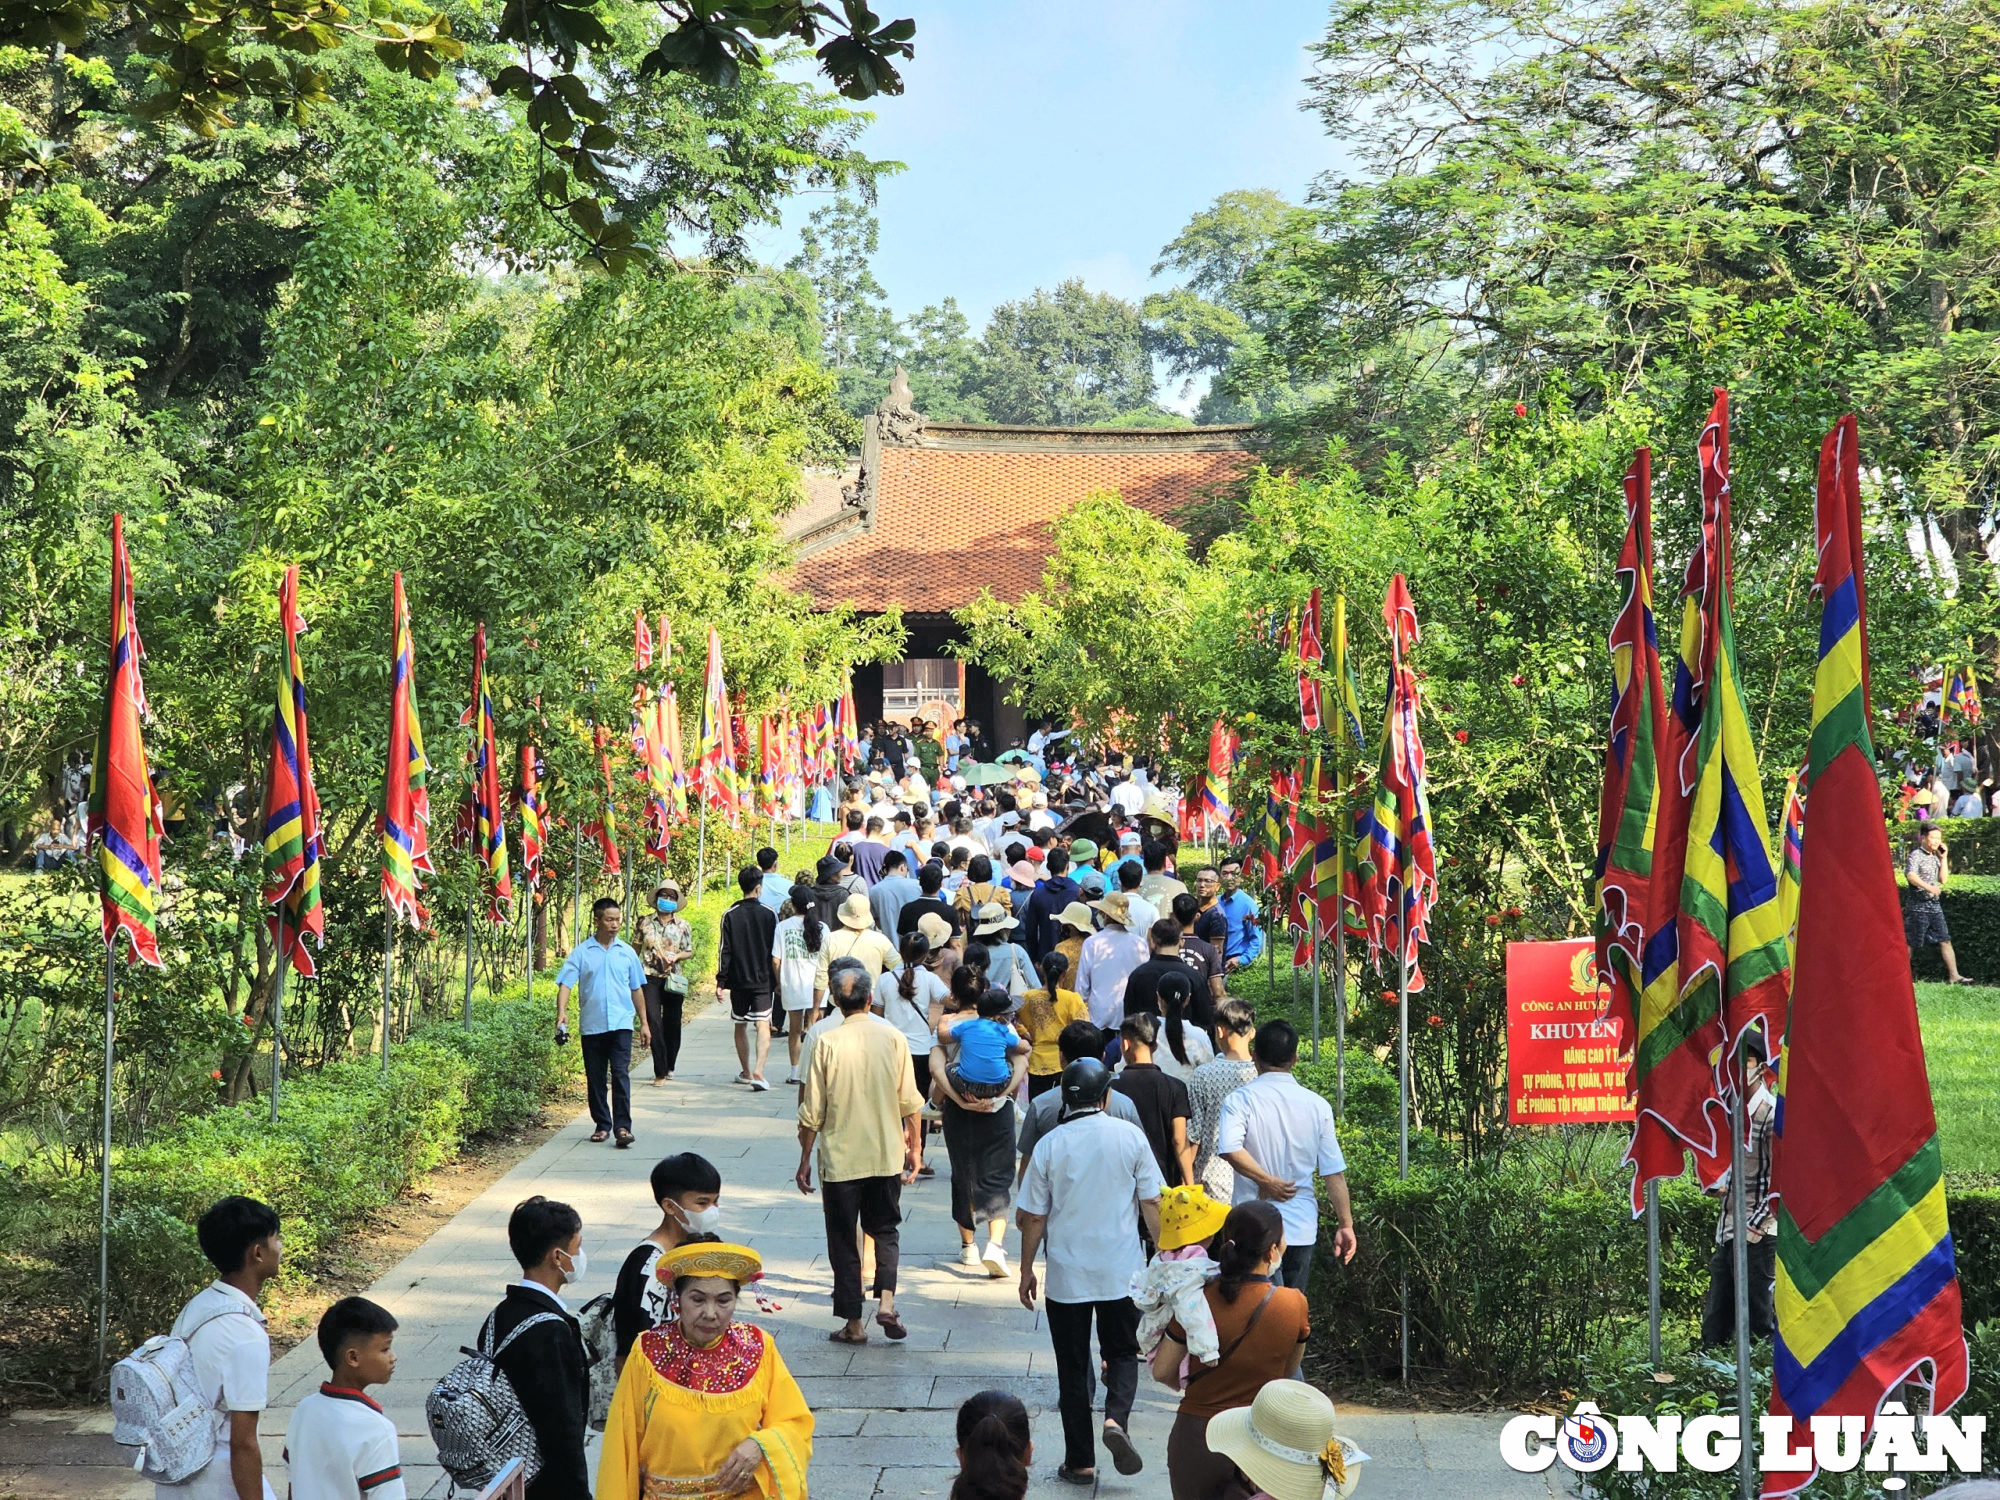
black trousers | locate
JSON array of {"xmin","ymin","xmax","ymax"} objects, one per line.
[
  {"xmin": 1701, "ymin": 1235, "xmax": 1777, "ymax": 1346},
  {"xmin": 1277, "ymin": 1243, "xmax": 1316, "ymax": 1294},
  {"xmin": 581, "ymin": 1028, "xmax": 633, "ymax": 1133},
  {"xmin": 642, "ymin": 978, "xmax": 684, "ymax": 1077},
  {"xmin": 822, "ymin": 1175, "xmax": 903, "ymax": 1321},
  {"xmin": 1046, "ymin": 1296, "xmax": 1140, "ymax": 1472}
]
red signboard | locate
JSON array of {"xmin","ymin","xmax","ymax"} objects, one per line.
[{"xmin": 1506, "ymin": 939, "xmax": 1635, "ymax": 1125}]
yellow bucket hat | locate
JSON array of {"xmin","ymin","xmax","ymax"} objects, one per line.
[{"xmin": 1156, "ymin": 1184, "xmax": 1231, "ymax": 1252}]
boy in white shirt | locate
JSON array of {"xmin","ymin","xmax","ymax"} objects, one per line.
[
  {"xmin": 161, "ymin": 1196, "xmax": 283, "ymax": 1500},
  {"xmin": 283, "ymin": 1298, "xmax": 404, "ymax": 1500}
]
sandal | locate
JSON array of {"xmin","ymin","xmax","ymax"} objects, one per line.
[
  {"xmin": 828, "ymin": 1327, "xmax": 868, "ymax": 1345},
  {"xmin": 589, "ymin": 1129, "xmax": 610, "ymax": 1143},
  {"xmin": 873, "ymin": 1309, "xmax": 908, "ymax": 1341},
  {"xmin": 1056, "ymin": 1466, "xmax": 1095, "ymax": 1486}
]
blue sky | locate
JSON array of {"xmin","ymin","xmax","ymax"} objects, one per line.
[{"xmin": 751, "ymin": 1, "xmax": 1341, "ymax": 355}]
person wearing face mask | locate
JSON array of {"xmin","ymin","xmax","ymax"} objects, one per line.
[
  {"xmin": 632, "ymin": 883, "xmax": 693, "ymax": 1085},
  {"xmin": 486, "ymin": 1196, "xmax": 590, "ymax": 1500},
  {"xmin": 596, "ymin": 1240, "xmax": 812, "ymax": 1500},
  {"xmin": 610, "ymin": 1153, "xmax": 724, "ymax": 1366}
]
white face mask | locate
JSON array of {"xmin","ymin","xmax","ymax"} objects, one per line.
[
  {"xmin": 675, "ymin": 1202, "xmax": 722, "ymax": 1236},
  {"xmin": 557, "ymin": 1244, "xmax": 587, "ymax": 1285}
]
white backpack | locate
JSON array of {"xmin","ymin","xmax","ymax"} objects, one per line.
[
  {"xmin": 576, "ymin": 1293, "xmax": 618, "ymax": 1430},
  {"xmin": 109, "ymin": 1308, "xmax": 254, "ymax": 1483}
]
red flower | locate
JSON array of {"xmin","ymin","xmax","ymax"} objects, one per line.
[
  {"xmin": 1505, "ymin": 906, "xmax": 1523, "ymax": 918},
  {"xmin": 1426, "ymin": 1014, "xmax": 1444, "ymax": 1027},
  {"xmin": 241, "ymin": 1013, "xmax": 255, "ymax": 1027},
  {"xmin": 1484, "ymin": 914, "xmax": 1502, "ymax": 926},
  {"xmin": 1513, "ymin": 402, "xmax": 1527, "ymax": 418},
  {"xmin": 1454, "ymin": 729, "xmax": 1470, "ymax": 743},
  {"xmin": 1382, "ymin": 991, "xmax": 1397, "ymax": 1006},
  {"xmin": 210, "ymin": 1069, "xmax": 223, "ymax": 1081},
  {"xmin": 1511, "ymin": 674, "xmax": 1526, "ymax": 687}
]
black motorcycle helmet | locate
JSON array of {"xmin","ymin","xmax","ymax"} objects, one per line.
[{"xmin": 1059, "ymin": 1056, "xmax": 1113, "ymax": 1113}]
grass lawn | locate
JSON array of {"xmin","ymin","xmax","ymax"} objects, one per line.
[{"xmin": 1917, "ymin": 979, "xmax": 2000, "ymax": 1179}]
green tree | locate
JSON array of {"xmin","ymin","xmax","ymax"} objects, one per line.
[{"xmin": 974, "ymin": 278, "xmax": 1156, "ymax": 426}]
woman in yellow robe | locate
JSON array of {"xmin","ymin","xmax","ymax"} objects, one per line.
[{"xmin": 596, "ymin": 1241, "xmax": 813, "ymax": 1500}]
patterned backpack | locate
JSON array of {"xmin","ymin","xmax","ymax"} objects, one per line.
[
  {"xmin": 425, "ymin": 1310, "xmax": 562, "ymax": 1492},
  {"xmin": 109, "ymin": 1307, "xmax": 254, "ymax": 1484}
]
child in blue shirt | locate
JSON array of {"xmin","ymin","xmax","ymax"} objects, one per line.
[{"xmin": 942, "ymin": 987, "xmax": 1030, "ymax": 1100}]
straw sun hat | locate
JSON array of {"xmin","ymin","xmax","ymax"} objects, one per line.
[
  {"xmin": 1206, "ymin": 1380, "xmax": 1366, "ymax": 1500},
  {"xmin": 838, "ymin": 893, "xmax": 872, "ymax": 930}
]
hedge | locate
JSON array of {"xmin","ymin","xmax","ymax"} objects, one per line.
[
  {"xmin": 1904, "ymin": 815, "xmax": 2000, "ymax": 875},
  {"xmin": 1296, "ymin": 1054, "xmax": 2000, "ymax": 1396},
  {"xmin": 1905, "ymin": 878, "xmax": 2000, "ymax": 980},
  {"xmin": 0, "ymin": 989, "xmax": 576, "ymax": 1401}
]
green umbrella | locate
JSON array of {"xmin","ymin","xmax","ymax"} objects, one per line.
[{"xmin": 958, "ymin": 762, "xmax": 1017, "ymax": 787}]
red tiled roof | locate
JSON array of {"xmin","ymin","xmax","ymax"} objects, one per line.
[{"xmin": 790, "ymin": 424, "xmax": 1256, "ymax": 615}]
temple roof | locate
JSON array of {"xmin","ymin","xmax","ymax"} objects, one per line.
[{"xmin": 786, "ymin": 393, "xmax": 1256, "ymax": 616}]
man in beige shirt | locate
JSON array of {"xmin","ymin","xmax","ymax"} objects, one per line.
[
  {"xmin": 797, "ymin": 957, "xmax": 924, "ymax": 1345},
  {"xmin": 817, "ymin": 893, "xmax": 902, "ymax": 988}
]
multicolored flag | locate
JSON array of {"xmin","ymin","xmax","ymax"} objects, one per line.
[
  {"xmin": 380, "ymin": 573, "xmax": 432, "ymax": 929},
  {"xmin": 1943, "ymin": 663, "xmax": 1981, "ymax": 724},
  {"xmin": 89, "ymin": 513, "xmax": 164, "ymax": 967},
  {"xmin": 1762, "ymin": 413, "xmax": 1968, "ymax": 1496},
  {"xmin": 1253, "ymin": 767, "xmax": 1287, "ymax": 889},
  {"xmin": 260, "ymin": 566, "xmax": 325, "ymax": 974},
  {"xmin": 1297, "ymin": 587, "xmax": 1324, "ymax": 732},
  {"xmin": 633, "ymin": 609, "xmax": 653, "ymax": 672},
  {"xmin": 1678, "ymin": 391, "xmax": 1791, "ymax": 1094},
  {"xmin": 697, "ymin": 628, "xmax": 741, "ymax": 822},
  {"xmin": 591, "ymin": 722, "xmax": 623, "ymax": 876},
  {"xmin": 1594, "ymin": 450, "xmax": 1667, "ymax": 1033},
  {"xmin": 838, "ymin": 674, "xmax": 860, "ymax": 772},
  {"xmin": 661, "ymin": 686, "xmax": 688, "ymax": 820},
  {"xmin": 1332, "ymin": 593, "xmax": 1365, "ymax": 754},
  {"xmin": 458, "ymin": 624, "xmax": 512, "ymax": 920},
  {"xmin": 1353, "ymin": 574, "xmax": 1435, "ymax": 991},
  {"xmin": 1201, "ymin": 719, "xmax": 1235, "ymax": 836},
  {"xmin": 757, "ymin": 713, "xmax": 782, "ymax": 819},
  {"xmin": 519, "ymin": 744, "xmax": 545, "ymax": 889},
  {"xmin": 1776, "ymin": 761, "xmax": 1806, "ymax": 972}
]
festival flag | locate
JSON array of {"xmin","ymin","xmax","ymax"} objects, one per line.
[
  {"xmin": 1943, "ymin": 663, "xmax": 1981, "ymax": 724},
  {"xmin": 697, "ymin": 628, "xmax": 741, "ymax": 821},
  {"xmin": 260, "ymin": 566, "xmax": 326, "ymax": 973},
  {"xmin": 90, "ymin": 513, "xmax": 164, "ymax": 967},
  {"xmin": 1593, "ymin": 450, "xmax": 1668, "ymax": 1031},
  {"xmin": 519, "ymin": 744, "xmax": 545, "ymax": 889},
  {"xmin": 1352, "ymin": 574, "xmax": 1435, "ymax": 990},
  {"xmin": 1677, "ymin": 391, "xmax": 1791, "ymax": 1093},
  {"xmin": 634, "ymin": 609, "xmax": 653, "ymax": 672},
  {"xmin": 458, "ymin": 624, "xmax": 513, "ymax": 919},
  {"xmin": 1776, "ymin": 761, "xmax": 1806, "ymax": 972},
  {"xmin": 1297, "ymin": 586, "xmax": 1324, "ymax": 732},
  {"xmin": 838, "ymin": 674, "xmax": 860, "ymax": 771},
  {"xmin": 1332, "ymin": 593, "xmax": 1366, "ymax": 754},
  {"xmin": 1762, "ymin": 413, "xmax": 1968, "ymax": 1496},
  {"xmin": 662, "ymin": 686, "xmax": 688, "ymax": 819},
  {"xmin": 1201, "ymin": 719, "xmax": 1235, "ymax": 836},
  {"xmin": 591, "ymin": 723, "xmax": 623, "ymax": 875},
  {"xmin": 1254, "ymin": 768, "xmax": 1287, "ymax": 888},
  {"xmin": 757, "ymin": 713, "xmax": 782, "ymax": 818},
  {"xmin": 379, "ymin": 573, "xmax": 432, "ymax": 929}
]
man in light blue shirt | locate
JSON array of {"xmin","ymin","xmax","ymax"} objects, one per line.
[
  {"xmin": 555, "ymin": 896, "xmax": 649, "ymax": 1147},
  {"xmin": 755, "ymin": 846, "xmax": 790, "ymax": 915},
  {"xmin": 869, "ymin": 848, "xmax": 922, "ymax": 938},
  {"xmin": 1214, "ymin": 857, "xmax": 1264, "ymax": 971}
]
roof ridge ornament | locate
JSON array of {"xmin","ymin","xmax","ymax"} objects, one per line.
[{"xmin": 877, "ymin": 365, "xmax": 926, "ymax": 446}]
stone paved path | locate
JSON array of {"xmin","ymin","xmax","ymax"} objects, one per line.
[{"xmin": 10, "ymin": 1003, "xmax": 1574, "ymax": 1499}]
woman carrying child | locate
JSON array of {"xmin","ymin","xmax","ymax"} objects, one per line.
[{"xmin": 931, "ymin": 965, "xmax": 1030, "ymax": 1279}]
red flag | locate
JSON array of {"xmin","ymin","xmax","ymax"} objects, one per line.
[
  {"xmin": 380, "ymin": 573, "xmax": 431, "ymax": 928},
  {"xmin": 1297, "ymin": 587, "xmax": 1324, "ymax": 731},
  {"xmin": 458, "ymin": 624, "xmax": 512, "ymax": 919},
  {"xmin": 519, "ymin": 744, "xmax": 545, "ymax": 888},
  {"xmin": 589, "ymin": 722, "xmax": 623, "ymax": 875},
  {"xmin": 260, "ymin": 566, "xmax": 325, "ymax": 973},
  {"xmin": 89, "ymin": 513, "xmax": 164, "ymax": 967},
  {"xmin": 634, "ymin": 609, "xmax": 653, "ymax": 672}
]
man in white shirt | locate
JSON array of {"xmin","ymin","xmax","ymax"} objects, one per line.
[
  {"xmin": 1076, "ymin": 893, "xmax": 1149, "ymax": 1031},
  {"xmin": 1217, "ymin": 1019, "xmax": 1357, "ymax": 1294},
  {"xmin": 161, "ymin": 1196, "xmax": 283, "ymax": 1500},
  {"xmin": 1017, "ymin": 1059, "xmax": 1161, "ymax": 1485},
  {"xmin": 1108, "ymin": 777, "xmax": 1144, "ymax": 817},
  {"xmin": 1952, "ymin": 787, "xmax": 1986, "ymax": 818}
]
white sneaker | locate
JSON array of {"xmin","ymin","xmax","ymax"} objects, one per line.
[
  {"xmin": 981, "ymin": 1242, "xmax": 1009, "ymax": 1279},
  {"xmin": 958, "ymin": 1242, "xmax": 983, "ymax": 1269},
  {"xmin": 749, "ymin": 1076, "xmax": 771, "ymax": 1092},
  {"xmin": 734, "ymin": 1072, "xmax": 750, "ymax": 1084}
]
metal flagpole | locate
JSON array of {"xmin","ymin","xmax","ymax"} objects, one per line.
[
  {"xmin": 1646, "ymin": 1179, "xmax": 1663, "ymax": 1365},
  {"xmin": 97, "ymin": 944, "xmax": 117, "ymax": 1385},
  {"xmin": 570, "ymin": 812, "xmax": 583, "ymax": 951},
  {"xmin": 524, "ymin": 885, "xmax": 535, "ymax": 1003},
  {"xmin": 1289, "ymin": 930, "xmax": 1300, "ymax": 1020},
  {"xmin": 269, "ymin": 912, "xmax": 289, "ymax": 1124},
  {"xmin": 380, "ymin": 907, "xmax": 394, "ymax": 1076},
  {"xmin": 461, "ymin": 901, "xmax": 475, "ymax": 1029},
  {"xmin": 1333, "ymin": 916, "xmax": 1348, "ymax": 1121},
  {"xmin": 1397, "ymin": 936, "xmax": 1411, "ymax": 1383},
  {"xmin": 1730, "ymin": 1043, "xmax": 1756, "ymax": 1500},
  {"xmin": 697, "ymin": 804, "xmax": 708, "ymax": 897},
  {"xmin": 1309, "ymin": 911, "xmax": 1322, "ymax": 1063}
]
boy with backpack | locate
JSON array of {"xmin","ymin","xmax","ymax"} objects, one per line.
[
  {"xmin": 146, "ymin": 1196, "xmax": 282, "ymax": 1500},
  {"xmin": 283, "ymin": 1298, "xmax": 403, "ymax": 1499},
  {"xmin": 479, "ymin": 1197, "xmax": 589, "ymax": 1500}
]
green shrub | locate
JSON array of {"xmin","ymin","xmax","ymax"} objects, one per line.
[
  {"xmin": 1908, "ymin": 882, "xmax": 2000, "ymax": 981},
  {"xmin": 1953, "ymin": 1189, "xmax": 2000, "ymax": 1328},
  {"xmin": 1911, "ymin": 816, "xmax": 2000, "ymax": 875},
  {"xmin": 0, "ymin": 993, "xmax": 573, "ymax": 1401}
]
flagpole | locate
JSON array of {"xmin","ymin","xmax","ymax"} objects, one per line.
[
  {"xmin": 269, "ymin": 912, "xmax": 289, "ymax": 1125},
  {"xmin": 96, "ymin": 943, "xmax": 116, "ymax": 1387},
  {"xmin": 1729, "ymin": 1042, "xmax": 1756, "ymax": 1500},
  {"xmin": 525, "ymin": 886, "xmax": 535, "ymax": 1004},
  {"xmin": 1646, "ymin": 1179, "xmax": 1662, "ymax": 1365},
  {"xmin": 1333, "ymin": 917, "xmax": 1348, "ymax": 1121},
  {"xmin": 1397, "ymin": 934, "xmax": 1410, "ymax": 1384},
  {"xmin": 571, "ymin": 809, "xmax": 583, "ymax": 951},
  {"xmin": 697, "ymin": 804, "xmax": 708, "ymax": 897},
  {"xmin": 380, "ymin": 906, "xmax": 394, "ymax": 1077},
  {"xmin": 1309, "ymin": 911, "xmax": 1322, "ymax": 1064},
  {"xmin": 461, "ymin": 901, "xmax": 475, "ymax": 1030}
]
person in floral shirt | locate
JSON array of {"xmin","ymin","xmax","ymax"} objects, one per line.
[{"xmin": 634, "ymin": 880, "xmax": 695, "ymax": 1082}]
